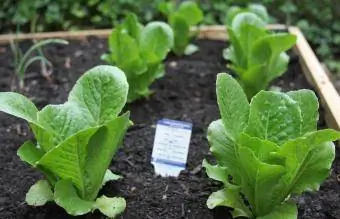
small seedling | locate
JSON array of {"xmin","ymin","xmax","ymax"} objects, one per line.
[{"xmin": 9, "ymin": 38, "xmax": 68, "ymax": 89}]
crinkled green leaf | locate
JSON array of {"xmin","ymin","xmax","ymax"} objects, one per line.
[
  {"xmin": 17, "ymin": 141, "xmax": 44, "ymax": 166},
  {"xmin": 84, "ymin": 112, "xmax": 131, "ymax": 201},
  {"xmin": 238, "ymin": 146, "xmax": 285, "ymax": 216},
  {"xmin": 26, "ymin": 180, "xmax": 53, "ymax": 206},
  {"xmin": 54, "ymin": 180, "xmax": 93, "ymax": 216},
  {"xmin": 94, "ymin": 195, "xmax": 126, "ymax": 218},
  {"xmin": 102, "ymin": 169, "xmax": 122, "ymax": 187},
  {"xmin": 287, "ymin": 90, "xmax": 319, "ymax": 134},
  {"xmin": 245, "ymin": 91, "xmax": 302, "ymax": 145},
  {"xmin": 0, "ymin": 92, "xmax": 38, "ymax": 123},
  {"xmin": 68, "ymin": 65, "xmax": 129, "ymax": 124},
  {"xmin": 38, "ymin": 127, "xmax": 99, "ymax": 198},
  {"xmin": 258, "ymin": 201, "xmax": 297, "ymax": 219},
  {"xmin": 238, "ymin": 133, "xmax": 280, "ymax": 162},
  {"xmin": 140, "ymin": 21, "xmax": 174, "ymax": 62},
  {"xmin": 276, "ymin": 130, "xmax": 340, "ymax": 197},
  {"xmin": 216, "ymin": 73, "xmax": 249, "ymax": 140},
  {"xmin": 37, "ymin": 103, "xmax": 92, "ymax": 148},
  {"xmin": 207, "ymin": 188, "xmax": 252, "ymax": 218}
]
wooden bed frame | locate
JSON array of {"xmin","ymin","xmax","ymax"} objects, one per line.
[{"xmin": 0, "ymin": 25, "xmax": 339, "ymax": 130}]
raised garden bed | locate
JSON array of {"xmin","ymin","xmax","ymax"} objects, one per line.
[{"xmin": 0, "ymin": 26, "xmax": 339, "ymax": 219}]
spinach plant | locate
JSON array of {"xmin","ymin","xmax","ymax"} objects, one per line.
[
  {"xmin": 224, "ymin": 12, "xmax": 296, "ymax": 98},
  {"xmin": 203, "ymin": 73, "xmax": 340, "ymax": 218},
  {"xmin": 101, "ymin": 13, "xmax": 173, "ymax": 102},
  {"xmin": 225, "ymin": 4, "xmax": 269, "ymax": 26},
  {"xmin": 10, "ymin": 38, "xmax": 68, "ymax": 89},
  {"xmin": 158, "ymin": 1, "xmax": 203, "ymax": 56},
  {"xmin": 0, "ymin": 65, "xmax": 131, "ymax": 218}
]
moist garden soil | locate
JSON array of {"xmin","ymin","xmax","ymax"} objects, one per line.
[{"xmin": 0, "ymin": 38, "xmax": 339, "ymax": 219}]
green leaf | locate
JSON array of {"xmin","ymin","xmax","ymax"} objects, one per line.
[
  {"xmin": 37, "ymin": 127, "xmax": 99, "ymax": 198},
  {"xmin": 26, "ymin": 180, "xmax": 53, "ymax": 206},
  {"xmin": 84, "ymin": 112, "xmax": 131, "ymax": 201},
  {"xmin": 37, "ymin": 103, "xmax": 92, "ymax": 147},
  {"xmin": 245, "ymin": 91, "xmax": 302, "ymax": 145},
  {"xmin": 176, "ymin": 1, "xmax": 203, "ymax": 26},
  {"xmin": 17, "ymin": 141, "xmax": 44, "ymax": 166},
  {"xmin": 231, "ymin": 12, "xmax": 266, "ymax": 36},
  {"xmin": 184, "ymin": 44, "xmax": 199, "ymax": 55},
  {"xmin": 122, "ymin": 12, "xmax": 141, "ymax": 41},
  {"xmin": 238, "ymin": 146, "xmax": 285, "ymax": 216},
  {"xmin": 216, "ymin": 73, "xmax": 249, "ymax": 140},
  {"xmin": 102, "ymin": 169, "xmax": 122, "ymax": 187},
  {"xmin": 202, "ymin": 159, "xmax": 228, "ymax": 184},
  {"xmin": 68, "ymin": 65, "xmax": 129, "ymax": 125},
  {"xmin": 248, "ymin": 4, "xmax": 269, "ymax": 23},
  {"xmin": 140, "ymin": 21, "xmax": 174, "ymax": 62},
  {"xmin": 287, "ymin": 90, "xmax": 319, "ymax": 134},
  {"xmin": 94, "ymin": 196, "xmax": 126, "ymax": 218},
  {"xmin": 206, "ymin": 188, "xmax": 252, "ymax": 218},
  {"xmin": 250, "ymin": 33, "xmax": 297, "ymax": 79},
  {"xmin": 238, "ymin": 133, "xmax": 280, "ymax": 162},
  {"xmin": 207, "ymin": 119, "xmax": 236, "ymax": 164},
  {"xmin": 276, "ymin": 130, "xmax": 340, "ymax": 197},
  {"xmin": 0, "ymin": 92, "xmax": 38, "ymax": 123},
  {"xmin": 258, "ymin": 201, "xmax": 297, "ymax": 219},
  {"xmin": 171, "ymin": 15, "xmax": 190, "ymax": 56},
  {"xmin": 54, "ymin": 180, "xmax": 93, "ymax": 216}
]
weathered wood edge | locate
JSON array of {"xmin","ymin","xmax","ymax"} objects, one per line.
[{"xmin": 0, "ymin": 24, "xmax": 339, "ymax": 130}]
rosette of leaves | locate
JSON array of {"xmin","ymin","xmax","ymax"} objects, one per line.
[
  {"xmin": 0, "ymin": 65, "xmax": 131, "ymax": 218},
  {"xmin": 203, "ymin": 73, "xmax": 340, "ymax": 218},
  {"xmin": 101, "ymin": 13, "xmax": 173, "ymax": 103},
  {"xmin": 158, "ymin": 1, "xmax": 203, "ymax": 56},
  {"xmin": 224, "ymin": 12, "xmax": 296, "ymax": 98}
]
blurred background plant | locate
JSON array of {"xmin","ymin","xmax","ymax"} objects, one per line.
[{"xmin": 1, "ymin": 0, "xmax": 339, "ymax": 74}]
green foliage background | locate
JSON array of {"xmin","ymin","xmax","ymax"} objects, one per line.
[{"xmin": 1, "ymin": 0, "xmax": 339, "ymax": 73}]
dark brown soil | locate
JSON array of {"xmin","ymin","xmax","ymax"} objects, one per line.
[{"xmin": 0, "ymin": 38, "xmax": 339, "ymax": 219}]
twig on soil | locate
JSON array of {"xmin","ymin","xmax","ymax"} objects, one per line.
[
  {"xmin": 181, "ymin": 203, "xmax": 185, "ymax": 217},
  {"xmin": 190, "ymin": 164, "xmax": 202, "ymax": 175}
]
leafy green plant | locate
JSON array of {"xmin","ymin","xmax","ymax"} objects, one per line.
[
  {"xmin": 9, "ymin": 38, "xmax": 68, "ymax": 88},
  {"xmin": 158, "ymin": 1, "xmax": 203, "ymax": 56},
  {"xmin": 224, "ymin": 12, "xmax": 296, "ymax": 98},
  {"xmin": 0, "ymin": 65, "xmax": 131, "ymax": 218},
  {"xmin": 203, "ymin": 73, "xmax": 340, "ymax": 218},
  {"xmin": 101, "ymin": 13, "xmax": 173, "ymax": 102},
  {"xmin": 225, "ymin": 3, "xmax": 269, "ymax": 26}
]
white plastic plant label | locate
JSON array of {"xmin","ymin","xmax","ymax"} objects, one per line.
[{"xmin": 151, "ymin": 119, "xmax": 192, "ymax": 177}]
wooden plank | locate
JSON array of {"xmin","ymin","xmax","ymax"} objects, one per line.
[
  {"xmin": 0, "ymin": 24, "xmax": 286, "ymax": 44},
  {"xmin": 289, "ymin": 27, "xmax": 340, "ymax": 130}
]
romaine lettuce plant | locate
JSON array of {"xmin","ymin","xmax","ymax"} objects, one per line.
[
  {"xmin": 158, "ymin": 1, "xmax": 203, "ymax": 56},
  {"xmin": 224, "ymin": 12, "xmax": 297, "ymax": 98},
  {"xmin": 203, "ymin": 73, "xmax": 340, "ymax": 218},
  {"xmin": 101, "ymin": 13, "xmax": 173, "ymax": 103},
  {"xmin": 0, "ymin": 65, "xmax": 131, "ymax": 218}
]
